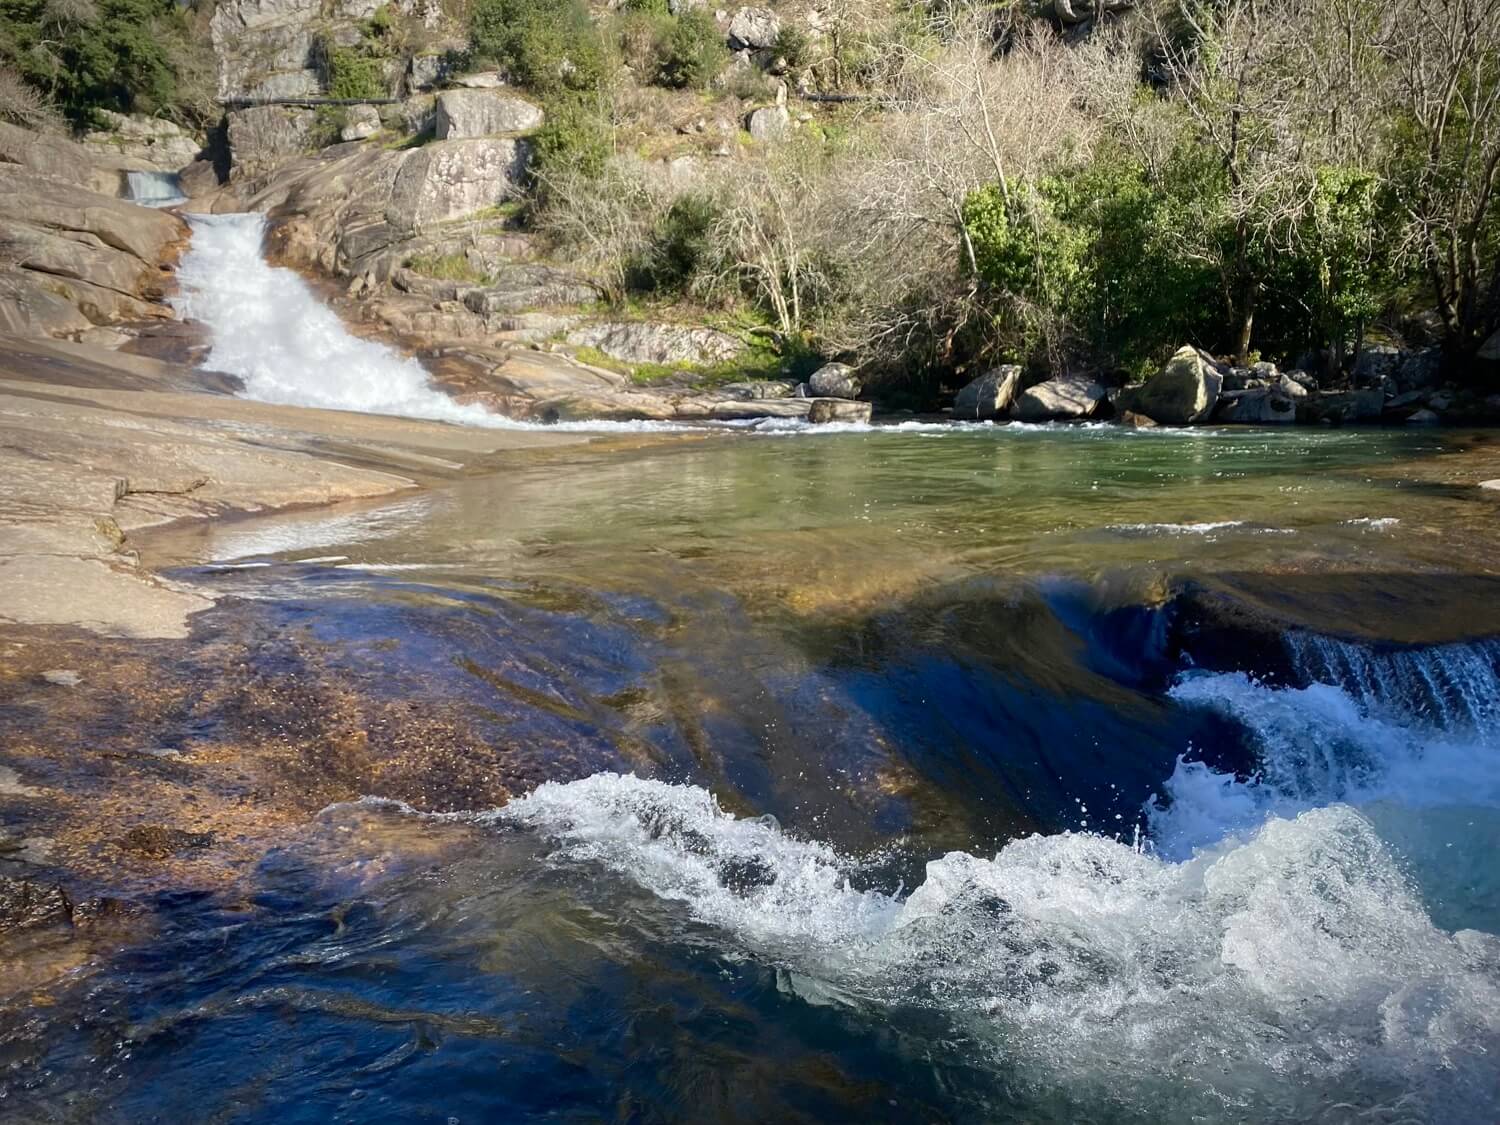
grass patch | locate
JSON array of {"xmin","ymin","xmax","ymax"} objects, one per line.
[
  {"xmin": 574, "ymin": 336, "xmax": 792, "ymax": 387},
  {"xmin": 403, "ymin": 251, "xmax": 489, "ymax": 283}
]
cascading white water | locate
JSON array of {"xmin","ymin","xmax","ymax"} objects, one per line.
[
  {"xmin": 491, "ymin": 633, "xmax": 1500, "ymax": 1119},
  {"xmin": 124, "ymin": 170, "xmax": 187, "ymax": 209},
  {"xmin": 172, "ymin": 213, "xmax": 709, "ymax": 432},
  {"xmin": 173, "ymin": 214, "xmax": 520, "ymax": 426}
]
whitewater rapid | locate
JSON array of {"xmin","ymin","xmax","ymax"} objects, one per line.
[{"xmin": 488, "ymin": 633, "xmax": 1500, "ymax": 1118}]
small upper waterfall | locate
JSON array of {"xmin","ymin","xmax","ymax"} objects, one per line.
[{"xmin": 124, "ymin": 170, "xmax": 187, "ymax": 208}]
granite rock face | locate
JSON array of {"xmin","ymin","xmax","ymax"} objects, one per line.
[
  {"xmin": 434, "ymin": 91, "xmax": 544, "ymax": 139},
  {"xmin": 0, "ymin": 163, "xmax": 186, "ymax": 337}
]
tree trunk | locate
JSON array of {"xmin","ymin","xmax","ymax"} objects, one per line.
[{"xmin": 1234, "ymin": 288, "xmax": 1256, "ymax": 366}]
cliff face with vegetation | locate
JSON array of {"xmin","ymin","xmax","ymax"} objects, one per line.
[{"xmin": 2, "ymin": 0, "xmax": 1498, "ymax": 420}]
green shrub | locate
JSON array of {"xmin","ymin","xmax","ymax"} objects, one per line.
[
  {"xmin": 530, "ymin": 92, "xmax": 613, "ymax": 181},
  {"xmin": 628, "ymin": 194, "xmax": 719, "ymax": 294},
  {"xmin": 772, "ymin": 25, "xmax": 812, "ymax": 71},
  {"xmin": 611, "ymin": 8, "xmax": 673, "ymax": 75},
  {"xmin": 326, "ymin": 48, "xmax": 387, "ymax": 99},
  {"xmin": 470, "ymin": 0, "xmax": 611, "ymax": 95},
  {"xmin": 655, "ymin": 9, "xmax": 727, "ymax": 90},
  {"xmin": 0, "ymin": 0, "xmax": 192, "ymax": 125}
]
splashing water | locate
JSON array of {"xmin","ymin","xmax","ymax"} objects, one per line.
[
  {"xmin": 172, "ymin": 214, "xmax": 706, "ymax": 432},
  {"xmin": 496, "ymin": 634, "xmax": 1500, "ymax": 1119}
]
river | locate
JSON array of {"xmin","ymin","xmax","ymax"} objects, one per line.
[{"xmin": 4, "ymin": 214, "xmax": 1498, "ymax": 1124}]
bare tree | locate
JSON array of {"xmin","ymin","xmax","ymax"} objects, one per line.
[
  {"xmin": 1380, "ymin": 0, "xmax": 1500, "ymax": 364},
  {"xmin": 1149, "ymin": 0, "xmax": 1318, "ymax": 363}
]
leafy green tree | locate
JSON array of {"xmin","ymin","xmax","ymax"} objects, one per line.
[
  {"xmin": 655, "ymin": 9, "xmax": 727, "ymax": 90},
  {"xmin": 961, "ymin": 175, "xmax": 1091, "ymax": 364},
  {"xmin": 470, "ymin": 0, "xmax": 611, "ymax": 95},
  {"xmin": 0, "ymin": 0, "xmax": 189, "ymax": 124}
]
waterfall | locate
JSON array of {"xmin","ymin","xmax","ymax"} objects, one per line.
[
  {"xmin": 1284, "ymin": 630, "xmax": 1500, "ymax": 733},
  {"xmin": 124, "ymin": 170, "xmax": 186, "ymax": 209},
  {"xmin": 171, "ymin": 213, "xmax": 698, "ymax": 432}
]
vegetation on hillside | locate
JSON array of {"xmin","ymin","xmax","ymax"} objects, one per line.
[
  {"xmin": 0, "ymin": 0, "xmax": 214, "ymax": 126},
  {"xmin": 522, "ymin": 0, "xmax": 1500, "ymax": 391},
  {"xmin": 0, "ymin": 0, "xmax": 1495, "ymax": 394}
]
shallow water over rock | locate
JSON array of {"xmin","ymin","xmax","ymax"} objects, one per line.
[{"xmin": 5, "ymin": 426, "xmax": 1500, "ymax": 1122}]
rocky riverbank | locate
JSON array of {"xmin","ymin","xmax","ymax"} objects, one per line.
[{"xmin": 0, "ymin": 334, "xmax": 591, "ymax": 638}]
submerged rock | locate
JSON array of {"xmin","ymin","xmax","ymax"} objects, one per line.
[
  {"xmin": 952, "ymin": 366, "xmax": 1022, "ymax": 420},
  {"xmin": 1012, "ymin": 375, "xmax": 1106, "ymax": 421},
  {"xmin": 807, "ymin": 362, "xmax": 861, "ymax": 400},
  {"xmin": 0, "ymin": 877, "xmax": 72, "ymax": 933},
  {"xmin": 808, "ymin": 398, "xmax": 873, "ymax": 424},
  {"xmin": 119, "ymin": 826, "xmax": 216, "ymax": 858},
  {"xmin": 1128, "ymin": 346, "xmax": 1223, "ymax": 424}
]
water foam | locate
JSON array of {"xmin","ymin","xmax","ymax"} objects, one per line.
[
  {"xmin": 492, "ymin": 633, "xmax": 1500, "ymax": 1116},
  {"xmin": 173, "ymin": 214, "xmax": 701, "ymax": 433}
]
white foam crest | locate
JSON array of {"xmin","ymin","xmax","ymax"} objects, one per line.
[
  {"xmin": 492, "ymin": 773, "xmax": 901, "ymax": 948},
  {"xmin": 499, "ymin": 774, "xmax": 1500, "ymax": 1115},
  {"xmin": 1154, "ymin": 672, "xmax": 1500, "ymax": 858}
]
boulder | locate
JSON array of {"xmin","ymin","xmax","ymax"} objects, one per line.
[
  {"xmin": 808, "ymin": 398, "xmax": 873, "ymax": 424},
  {"xmin": 1129, "ymin": 345, "xmax": 1223, "ymax": 424},
  {"xmin": 747, "ymin": 106, "xmax": 791, "ymax": 142},
  {"xmin": 340, "ymin": 105, "xmax": 383, "ymax": 141},
  {"xmin": 1406, "ymin": 408, "xmax": 1441, "ymax": 424},
  {"xmin": 1012, "ymin": 375, "xmax": 1107, "ymax": 421},
  {"xmin": 395, "ymin": 95, "xmax": 438, "ymax": 137},
  {"xmin": 807, "ymin": 362, "xmax": 861, "ymax": 399},
  {"xmin": 434, "ymin": 90, "xmax": 544, "ymax": 140},
  {"xmin": 1481, "ymin": 330, "xmax": 1500, "ymax": 362},
  {"xmin": 1395, "ymin": 347, "xmax": 1443, "ymax": 391},
  {"xmin": 708, "ymin": 398, "xmax": 813, "ymax": 420},
  {"xmin": 410, "ymin": 53, "xmax": 455, "ymax": 89},
  {"xmin": 566, "ymin": 322, "xmax": 743, "ymax": 366},
  {"xmin": 0, "ymin": 877, "xmax": 72, "ymax": 934},
  {"xmin": 1216, "ymin": 386, "xmax": 1296, "ymax": 424},
  {"xmin": 178, "ymin": 159, "xmax": 222, "ymax": 198},
  {"xmin": 461, "ymin": 265, "xmax": 598, "ymax": 317},
  {"xmin": 1275, "ymin": 374, "xmax": 1309, "ymax": 400},
  {"xmin": 1353, "ymin": 344, "xmax": 1401, "ymax": 388},
  {"xmin": 0, "ymin": 121, "xmax": 117, "ymax": 194},
  {"xmin": 453, "ymin": 71, "xmax": 507, "ymax": 88},
  {"xmin": 80, "ymin": 111, "xmax": 201, "ymax": 172},
  {"xmin": 1353, "ymin": 386, "xmax": 1386, "ymax": 419},
  {"xmin": 1117, "ymin": 410, "xmax": 1158, "ymax": 428},
  {"xmin": 387, "ymin": 138, "xmax": 531, "ymax": 227},
  {"xmin": 728, "ymin": 6, "xmax": 780, "ymax": 48},
  {"xmin": 722, "ymin": 380, "xmax": 796, "ymax": 400},
  {"xmin": 227, "ymin": 106, "xmax": 320, "ymax": 178},
  {"xmin": 952, "ymin": 365, "xmax": 1022, "ymax": 420},
  {"xmin": 0, "ymin": 165, "xmax": 186, "ymax": 335}
]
